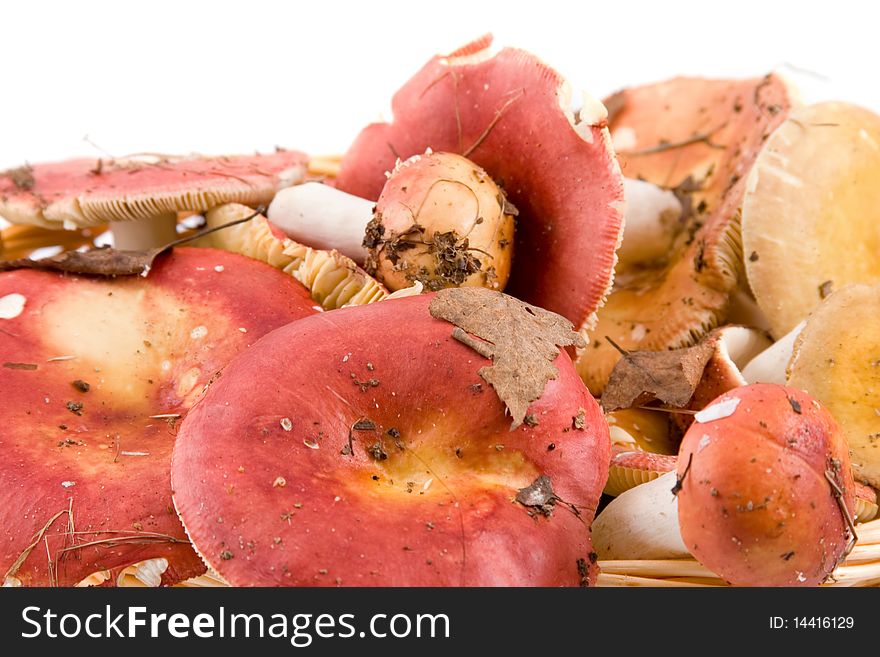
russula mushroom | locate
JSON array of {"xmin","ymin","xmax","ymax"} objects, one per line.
[
  {"xmin": 742, "ymin": 102, "xmax": 880, "ymax": 338},
  {"xmin": 0, "ymin": 151, "xmax": 307, "ymax": 250},
  {"xmin": 363, "ymin": 151, "xmax": 515, "ymax": 292},
  {"xmin": 172, "ymin": 287, "xmax": 610, "ymax": 586},
  {"xmin": 677, "ymin": 384, "xmax": 855, "ymax": 586},
  {"xmin": 194, "ymin": 203, "xmax": 388, "ymax": 310},
  {"xmin": 0, "ymin": 248, "xmax": 317, "ymax": 586},
  {"xmin": 579, "ymin": 74, "xmax": 792, "ymax": 393},
  {"xmin": 335, "ymin": 35, "xmax": 624, "ymax": 331},
  {"xmin": 787, "ymin": 284, "xmax": 880, "ymax": 487},
  {"xmin": 596, "ymin": 446, "xmax": 875, "ymax": 564},
  {"xmin": 269, "ymin": 151, "xmax": 516, "ymax": 293}
]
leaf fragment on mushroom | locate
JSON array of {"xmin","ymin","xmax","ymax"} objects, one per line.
[
  {"xmin": 600, "ymin": 338, "xmax": 716, "ymax": 412},
  {"xmin": 0, "ymin": 214, "xmax": 255, "ymax": 277},
  {"xmin": 515, "ymin": 475, "xmax": 557, "ymax": 516},
  {"xmin": 429, "ymin": 287, "xmax": 585, "ymax": 428}
]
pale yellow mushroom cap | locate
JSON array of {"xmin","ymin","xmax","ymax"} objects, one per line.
[
  {"xmin": 788, "ymin": 283, "xmax": 880, "ymax": 487},
  {"xmin": 743, "ymin": 102, "xmax": 880, "ymax": 338}
]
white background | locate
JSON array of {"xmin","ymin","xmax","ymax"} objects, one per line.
[{"xmin": 1, "ymin": 0, "xmax": 878, "ymax": 170}]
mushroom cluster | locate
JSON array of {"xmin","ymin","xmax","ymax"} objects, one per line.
[{"xmin": 2, "ymin": 35, "xmax": 880, "ymax": 588}]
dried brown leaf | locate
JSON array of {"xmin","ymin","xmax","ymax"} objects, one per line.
[
  {"xmin": 0, "ymin": 211, "xmax": 258, "ymax": 277},
  {"xmin": 515, "ymin": 474, "xmax": 557, "ymax": 517},
  {"xmin": 600, "ymin": 337, "xmax": 715, "ymax": 412},
  {"xmin": 0, "ymin": 247, "xmax": 166, "ymax": 276},
  {"xmin": 429, "ymin": 287, "xmax": 585, "ymax": 429}
]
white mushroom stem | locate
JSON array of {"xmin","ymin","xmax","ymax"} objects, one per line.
[
  {"xmin": 110, "ymin": 213, "xmax": 178, "ymax": 250},
  {"xmin": 592, "ymin": 471, "xmax": 689, "ymax": 560},
  {"xmin": 741, "ymin": 320, "xmax": 806, "ymax": 385},
  {"xmin": 616, "ymin": 178, "xmax": 683, "ymax": 268},
  {"xmin": 268, "ymin": 178, "xmax": 685, "ymax": 272},
  {"xmin": 715, "ymin": 325, "xmax": 773, "ymax": 374},
  {"xmin": 267, "ymin": 182, "xmax": 373, "ymax": 262}
]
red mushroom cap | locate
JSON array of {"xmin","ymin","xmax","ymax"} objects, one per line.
[
  {"xmin": 580, "ymin": 74, "xmax": 792, "ymax": 392},
  {"xmin": 336, "ymin": 35, "xmax": 624, "ymax": 330},
  {"xmin": 172, "ymin": 292, "xmax": 610, "ymax": 586},
  {"xmin": 0, "ymin": 151, "xmax": 308, "ymax": 229},
  {"xmin": 0, "ymin": 248, "xmax": 317, "ymax": 586},
  {"xmin": 676, "ymin": 384, "xmax": 854, "ymax": 586}
]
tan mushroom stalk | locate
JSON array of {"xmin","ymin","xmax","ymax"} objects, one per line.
[
  {"xmin": 724, "ymin": 286, "xmax": 773, "ymax": 333},
  {"xmin": 111, "ymin": 214, "xmax": 178, "ymax": 251},
  {"xmin": 743, "ymin": 102, "xmax": 880, "ymax": 338},
  {"xmin": 787, "ymin": 284, "xmax": 880, "ymax": 487},
  {"xmin": 0, "ymin": 152, "xmax": 308, "ymax": 250}
]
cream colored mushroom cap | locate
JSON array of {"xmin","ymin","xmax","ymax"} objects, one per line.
[
  {"xmin": 742, "ymin": 102, "xmax": 880, "ymax": 338},
  {"xmin": 788, "ymin": 284, "xmax": 880, "ymax": 488}
]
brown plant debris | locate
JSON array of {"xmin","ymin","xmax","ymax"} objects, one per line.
[
  {"xmin": 4, "ymin": 362, "xmax": 37, "ymax": 370},
  {"xmin": 601, "ymin": 336, "xmax": 715, "ymax": 412},
  {"xmin": 576, "ymin": 557, "xmax": 590, "ymax": 587},
  {"xmin": 429, "ymin": 287, "xmax": 585, "ymax": 429},
  {"xmin": 515, "ymin": 475, "xmax": 557, "ymax": 517},
  {"xmin": 4, "ymin": 164, "xmax": 35, "ymax": 190},
  {"xmin": 0, "ymin": 212, "xmax": 258, "ymax": 277}
]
